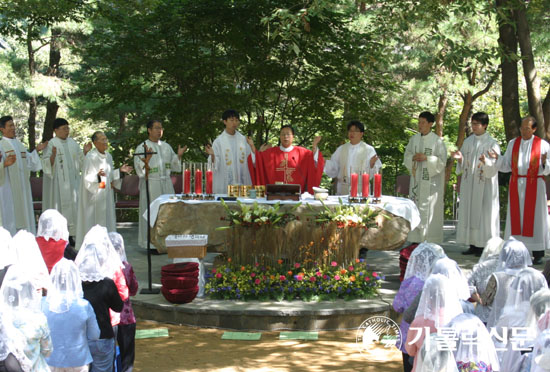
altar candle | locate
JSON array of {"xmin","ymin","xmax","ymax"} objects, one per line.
[
  {"xmin": 184, "ymin": 169, "xmax": 191, "ymax": 194},
  {"xmin": 374, "ymin": 173, "xmax": 382, "ymax": 198},
  {"xmin": 195, "ymin": 169, "xmax": 203, "ymax": 194},
  {"xmin": 362, "ymin": 173, "xmax": 369, "ymax": 197},
  {"xmin": 350, "ymin": 172, "xmax": 358, "ymax": 197},
  {"xmin": 206, "ymin": 169, "xmax": 213, "ymax": 194}
]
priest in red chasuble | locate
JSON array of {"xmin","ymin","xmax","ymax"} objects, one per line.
[
  {"xmin": 247, "ymin": 125, "xmax": 324, "ymax": 194},
  {"xmin": 494, "ymin": 116, "xmax": 550, "ymax": 264}
]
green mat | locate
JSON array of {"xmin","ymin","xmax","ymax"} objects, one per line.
[
  {"xmin": 221, "ymin": 332, "xmax": 262, "ymax": 340},
  {"xmin": 135, "ymin": 328, "xmax": 169, "ymax": 339},
  {"xmin": 279, "ymin": 331, "xmax": 318, "ymax": 340}
]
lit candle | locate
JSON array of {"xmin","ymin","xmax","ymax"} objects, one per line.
[
  {"xmin": 350, "ymin": 172, "xmax": 358, "ymax": 197},
  {"xmin": 206, "ymin": 169, "xmax": 213, "ymax": 194},
  {"xmin": 362, "ymin": 173, "xmax": 369, "ymax": 197},
  {"xmin": 195, "ymin": 169, "xmax": 203, "ymax": 194},
  {"xmin": 374, "ymin": 173, "xmax": 382, "ymax": 198},
  {"xmin": 184, "ymin": 169, "xmax": 191, "ymax": 194}
]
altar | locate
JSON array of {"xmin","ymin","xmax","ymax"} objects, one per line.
[{"xmin": 147, "ymin": 195, "xmax": 420, "ymax": 261}]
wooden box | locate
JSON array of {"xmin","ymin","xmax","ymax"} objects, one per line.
[
  {"xmin": 167, "ymin": 245, "xmax": 207, "ymax": 259},
  {"xmin": 266, "ymin": 184, "xmax": 301, "ymax": 201}
]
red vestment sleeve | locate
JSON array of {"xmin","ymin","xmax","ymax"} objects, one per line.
[{"xmin": 306, "ymin": 151, "xmax": 324, "ymax": 194}]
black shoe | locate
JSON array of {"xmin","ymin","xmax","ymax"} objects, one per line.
[
  {"xmin": 533, "ymin": 257, "xmax": 543, "ymax": 265},
  {"xmin": 462, "ymin": 247, "xmax": 477, "ymax": 255},
  {"xmin": 359, "ymin": 248, "xmax": 368, "ymax": 259}
]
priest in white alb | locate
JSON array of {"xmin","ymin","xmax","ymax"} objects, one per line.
[
  {"xmin": 41, "ymin": 118, "xmax": 91, "ymax": 238},
  {"xmin": 134, "ymin": 120, "xmax": 186, "ymax": 248},
  {"xmin": 451, "ymin": 112, "xmax": 500, "ymax": 256},
  {"xmin": 324, "ymin": 120, "xmax": 382, "ymax": 195},
  {"xmin": 403, "ymin": 111, "xmax": 447, "ymax": 244},
  {"xmin": 205, "ymin": 109, "xmax": 253, "ymax": 194},
  {"xmin": 76, "ymin": 131, "xmax": 132, "ymax": 249},
  {"xmin": 494, "ymin": 116, "xmax": 550, "ymax": 264},
  {"xmin": 0, "ymin": 115, "xmax": 46, "ymax": 235}
]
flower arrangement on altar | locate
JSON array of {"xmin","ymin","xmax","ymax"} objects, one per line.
[
  {"xmin": 217, "ymin": 199, "xmax": 301, "ymax": 230},
  {"xmin": 205, "ymin": 258, "xmax": 383, "ymax": 301},
  {"xmin": 311, "ymin": 199, "xmax": 383, "ymax": 229}
]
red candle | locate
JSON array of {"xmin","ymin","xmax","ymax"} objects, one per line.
[
  {"xmin": 374, "ymin": 173, "xmax": 382, "ymax": 198},
  {"xmin": 195, "ymin": 169, "xmax": 203, "ymax": 194},
  {"xmin": 184, "ymin": 169, "xmax": 191, "ymax": 194},
  {"xmin": 362, "ymin": 173, "xmax": 369, "ymax": 197},
  {"xmin": 350, "ymin": 173, "xmax": 358, "ymax": 197},
  {"xmin": 206, "ymin": 170, "xmax": 213, "ymax": 194}
]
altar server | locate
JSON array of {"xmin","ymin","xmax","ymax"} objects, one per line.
[
  {"xmin": 205, "ymin": 109, "xmax": 253, "ymax": 194},
  {"xmin": 451, "ymin": 112, "xmax": 501, "ymax": 256},
  {"xmin": 0, "ymin": 115, "xmax": 46, "ymax": 234},
  {"xmin": 134, "ymin": 120, "xmax": 185, "ymax": 248},
  {"xmin": 41, "ymin": 118, "xmax": 91, "ymax": 238},
  {"xmin": 324, "ymin": 120, "xmax": 382, "ymax": 195},
  {"xmin": 494, "ymin": 116, "xmax": 550, "ymax": 264},
  {"xmin": 76, "ymin": 131, "xmax": 131, "ymax": 249},
  {"xmin": 403, "ymin": 111, "xmax": 447, "ymax": 244}
]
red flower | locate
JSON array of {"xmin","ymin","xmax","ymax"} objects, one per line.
[
  {"xmin": 340, "ymin": 269, "xmax": 347, "ymax": 275},
  {"xmin": 294, "ymin": 263, "xmax": 301, "ymax": 269},
  {"xmin": 309, "ymin": 276, "xmax": 316, "ymax": 282},
  {"xmin": 372, "ymin": 272, "xmax": 378, "ymax": 277},
  {"xmin": 250, "ymin": 272, "xmax": 256, "ymax": 278},
  {"xmin": 255, "ymin": 278, "xmax": 261, "ymax": 285},
  {"xmin": 365, "ymin": 277, "xmax": 370, "ymax": 281},
  {"xmin": 216, "ymin": 273, "xmax": 222, "ymax": 279},
  {"xmin": 316, "ymin": 271, "xmax": 322, "ymax": 277},
  {"xmin": 296, "ymin": 275, "xmax": 303, "ymax": 281},
  {"xmin": 334, "ymin": 275, "xmax": 341, "ymax": 281},
  {"xmin": 355, "ymin": 258, "xmax": 360, "ymax": 263},
  {"xmin": 331, "ymin": 261, "xmax": 338, "ymax": 267},
  {"xmin": 277, "ymin": 259, "xmax": 283, "ymax": 265},
  {"xmin": 280, "ymin": 275, "xmax": 286, "ymax": 281},
  {"xmin": 212, "ymin": 269, "xmax": 217, "ymax": 274},
  {"xmin": 348, "ymin": 266, "xmax": 354, "ymax": 271}
]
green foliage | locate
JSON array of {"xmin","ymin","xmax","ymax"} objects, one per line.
[
  {"xmin": 309, "ymin": 198, "xmax": 383, "ymax": 229},
  {"xmin": 205, "ymin": 258, "xmax": 382, "ymax": 301},
  {"xmin": 217, "ymin": 199, "xmax": 301, "ymax": 230}
]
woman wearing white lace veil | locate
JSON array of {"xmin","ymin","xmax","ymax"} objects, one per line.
[
  {"xmin": 497, "ymin": 268, "xmax": 547, "ymax": 372},
  {"xmin": 531, "ymin": 329, "xmax": 550, "ymax": 372},
  {"xmin": 431, "ymin": 257, "xmax": 474, "ymax": 313},
  {"xmin": 36, "ymin": 209, "xmax": 69, "ymax": 273},
  {"xmin": 447, "ymin": 313, "xmax": 500, "ymax": 372},
  {"xmin": 0, "ymin": 227, "xmax": 14, "ymax": 287},
  {"xmin": 75, "ymin": 226, "xmax": 124, "ymax": 372},
  {"xmin": 1, "ymin": 265, "xmax": 52, "ymax": 372},
  {"xmin": 467, "ymin": 237, "xmax": 505, "ymax": 323},
  {"xmin": 406, "ymin": 274, "xmax": 463, "ymax": 372},
  {"xmin": 415, "ymin": 332, "xmax": 459, "ymax": 372},
  {"xmin": 9, "ymin": 230, "xmax": 50, "ymax": 292},
  {"xmin": 42, "ymin": 258, "xmax": 100, "ymax": 371},
  {"xmin": 481, "ymin": 238, "xmax": 532, "ymax": 329},
  {"xmin": 0, "ymin": 303, "xmax": 32, "ymax": 372},
  {"xmin": 394, "ymin": 242, "xmax": 446, "ymax": 372}
]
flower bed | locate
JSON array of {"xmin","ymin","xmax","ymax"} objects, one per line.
[{"xmin": 205, "ymin": 258, "xmax": 383, "ymax": 301}]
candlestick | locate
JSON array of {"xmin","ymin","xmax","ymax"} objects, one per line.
[
  {"xmin": 184, "ymin": 168, "xmax": 191, "ymax": 194},
  {"xmin": 350, "ymin": 172, "xmax": 358, "ymax": 197},
  {"xmin": 374, "ymin": 173, "xmax": 382, "ymax": 198},
  {"xmin": 195, "ymin": 166, "xmax": 203, "ymax": 195},
  {"xmin": 361, "ymin": 173, "xmax": 369, "ymax": 198},
  {"xmin": 206, "ymin": 169, "xmax": 213, "ymax": 194}
]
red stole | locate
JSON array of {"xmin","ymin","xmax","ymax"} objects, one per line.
[{"xmin": 510, "ymin": 136, "xmax": 542, "ymax": 237}]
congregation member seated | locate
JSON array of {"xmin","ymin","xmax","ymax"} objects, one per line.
[
  {"xmin": 0, "ymin": 227, "xmax": 13, "ymax": 288},
  {"xmin": 0, "ymin": 304, "xmax": 31, "ymax": 372},
  {"xmin": 36, "ymin": 209, "xmax": 69, "ymax": 273}
]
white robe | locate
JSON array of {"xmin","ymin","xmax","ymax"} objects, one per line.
[
  {"xmin": 0, "ymin": 137, "xmax": 42, "ymax": 234},
  {"xmin": 498, "ymin": 136, "xmax": 550, "ymax": 252},
  {"xmin": 456, "ymin": 133, "xmax": 501, "ymax": 247},
  {"xmin": 208, "ymin": 130, "xmax": 252, "ymax": 194},
  {"xmin": 75, "ymin": 148, "xmax": 121, "ymax": 249},
  {"xmin": 0, "ymin": 155, "xmax": 13, "ymax": 234},
  {"xmin": 41, "ymin": 137, "xmax": 84, "ymax": 235},
  {"xmin": 404, "ymin": 132, "xmax": 447, "ymax": 243},
  {"xmin": 324, "ymin": 141, "xmax": 382, "ymax": 195},
  {"xmin": 134, "ymin": 139, "xmax": 181, "ymax": 248}
]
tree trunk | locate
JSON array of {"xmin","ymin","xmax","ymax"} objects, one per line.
[
  {"xmin": 117, "ymin": 112, "xmax": 128, "ymax": 138},
  {"xmin": 43, "ymin": 27, "xmax": 62, "ymax": 142},
  {"xmin": 434, "ymin": 92, "xmax": 447, "ymax": 137},
  {"xmin": 496, "ymin": 0, "xmax": 521, "ymax": 142},
  {"xmin": 543, "ymin": 85, "xmax": 550, "ymax": 138},
  {"xmin": 515, "ymin": 1, "xmax": 545, "ymax": 138},
  {"xmin": 26, "ymin": 26, "xmax": 37, "ymax": 151},
  {"xmin": 456, "ymin": 92, "xmax": 473, "ymax": 151}
]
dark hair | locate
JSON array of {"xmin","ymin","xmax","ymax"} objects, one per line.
[
  {"xmin": 471, "ymin": 112, "xmax": 489, "ymax": 126},
  {"xmin": 53, "ymin": 118, "xmax": 69, "ymax": 130},
  {"xmin": 280, "ymin": 125, "xmax": 295, "ymax": 135},
  {"xmin": 0, "ymin": 116, "xmax": 13, "ymax": 128},
  {"xmin": 347, "ymin": 120, "xmax": 365, "ymax": 133},
  {"xmin": 222, "ymin": 109, "xmax": 240, "ymax": 121},
  {"xmin": 419, "ymin": 111, "xmax": 435, "ymax": 123},
  {"xmin": 91, "ymin": 131, "xmax": 104, "ymax": 142},
  {"xmin": 524, "ymin": 116, "xmax": 537, "ymax": 129},
  {"xmin": 146, "ymin": 120, "xmax": 162, "ymax": 130}
]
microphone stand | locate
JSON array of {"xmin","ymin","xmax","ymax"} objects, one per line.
[{"xmin": 134, "ymin": 142, "xmax": 160, "ymax": 294}]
